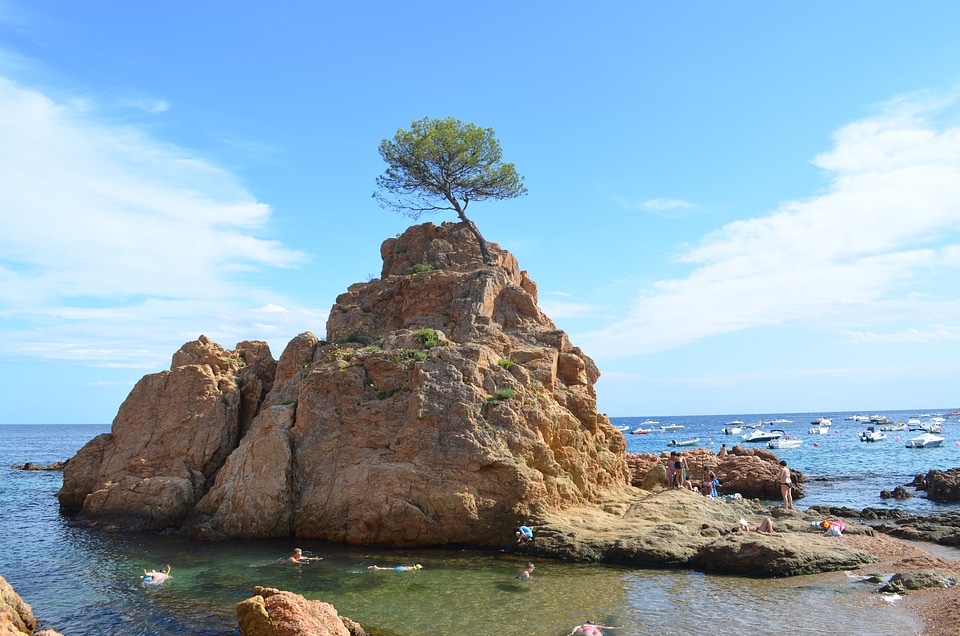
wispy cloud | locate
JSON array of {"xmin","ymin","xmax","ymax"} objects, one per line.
[
  {"xmin": 0, "ymin": 77, "xmax": 320, "ymax": 365},
  {"xmin": 611, "ymin": 195, "xmax": 696, "ymax": 217},
  {"xmin": 578, "ymin": 93, "xmax": 960, "ymax": 358}
]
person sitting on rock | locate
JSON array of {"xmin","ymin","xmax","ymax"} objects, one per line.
[
  {"xmin": 141, "ymin": 564, "xmax": 171, "ymax": 585},
  {"xmin": 279, "ymin": 548, "xmax": 322, "ymax": 564},
  {"xmin": 368, "ymin": 564, "xmax": 423, "ymax": 571},
  {"xmin": 734, "ymin": 517, "xmax": 776, "ymax": 534},
  {"xmin": 515, "ymin": 525, "xmax": 534, "ymax": 545}
]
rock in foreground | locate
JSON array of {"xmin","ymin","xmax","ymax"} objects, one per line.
[
  {"xmin": 237, "ymin": 587, "xmax": 366, "ymax": 636},
  {"xmin": 0, "ymin": 575, "xmax": 64, "ymax": 636}
]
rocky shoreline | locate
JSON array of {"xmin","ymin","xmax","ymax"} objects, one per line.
[{"xmin": 14, "ymin": 222, "xmax": 956, "ymax": 635}]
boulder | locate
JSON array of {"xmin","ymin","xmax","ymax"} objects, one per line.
[
  {"xmin": 0, "ymin": 575, "xmax": 65, "ymax": 636},
  {"xmin": 59, "ymin": 222, "xmax": 631, "ymax": 546},
  {"xmin": 237, "ymin": 586, "xmax": 366, "ymax": 636},
  {"xmin": 925, "ymin": 468, "xmax": 960, "ymax": 502}
]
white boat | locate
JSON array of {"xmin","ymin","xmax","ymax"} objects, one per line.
[
  {"xmin": 641, "ymin": 420, "xmax": 660, "ymax": 426},
  {"xmin": 767, "ymin": 432, "xmax": 802, "ymax": 449},
  {"xmin": 667, "ymin": 437, "xmax": 700, "ymax": 447},
  {"xmin": 846, "ymin": 415, "xmax": 869, "ymax": 421},
  {"xmin": 660, "ymin": 424, "xmax": 685, "ymax": 432},
  {"xmin": 905, "ymin": 432, "xmax": 945, "ymax": 448},
  {"xmin": 741, "ymin": 428, "xmax": 782, "ymax": 443},
  {"xmin": 870, "ymin": 415, "xmax": 894, "ymax": 426},
  {"xmin": 879, "ymin": 422, "xmax": 905, "ymax": 432},
  {"xmin": 771, "ymin": 418, "xmax": 793, "ymax": 424},
  {"xmin": 630, "ymin": 427, "xmax": 653, "ymax": 435},
  {"xmin": 808, "ymin": 424, "xmax": 830, "ymax": 435},
  {"xmin": 859, "ymin": 427, "xmax": 887, "ymax": 442},
  {"xmin": 721, "ymin": 425, "xmax": 742, "ymax": 435},
  {"xmin": 615, "ymin": 425, "xmax": 630, "ymax": 432},
  {"xmin": 810, "ymin": 416, "xmax": 832, "ymax": 426}
]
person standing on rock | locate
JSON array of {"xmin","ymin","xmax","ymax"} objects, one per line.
[
  {"xmin": 665, "ymin": 452, "xmax": 677, "ymax": 488},
  {"xmin": 673, "ymin": 452, "xmax": 688, "ymax": 489},
  {"xmin": 779, "ymin": 460, "xmax": 794, "ymax": 509}
]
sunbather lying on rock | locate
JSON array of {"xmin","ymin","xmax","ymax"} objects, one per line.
[{"xmin": 733, "ymin": 517, "xmax": 776, "ymax": 534}]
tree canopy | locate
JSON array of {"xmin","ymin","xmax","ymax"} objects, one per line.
[{"xmin": 373, "ymin": 116, "xmax": 526, "ymax": 265}]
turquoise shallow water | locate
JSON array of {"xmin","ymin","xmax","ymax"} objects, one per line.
[{"xmin": 0, "ymin": 416, "xmax": 954, "ymax": 635}]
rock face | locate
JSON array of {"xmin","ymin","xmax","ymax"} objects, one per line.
[
  {"xmin": 0, "ymin": 575, "xmax": 65, "ymax": 636},
  {"xmin": 58, "ymin": 222, "xmax": 629, "ymax": 545},
  {"xmin": 237, "ymin": 587, "xmax": 366, "ymax": 636}
]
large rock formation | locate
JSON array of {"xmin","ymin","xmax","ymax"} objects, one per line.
[{"xmin": 58, "ymin": 222, "xmax": 629, "ymax": 545}]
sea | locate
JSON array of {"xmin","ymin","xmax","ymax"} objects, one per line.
[{"xmin": 2, "ymin": 409, "xmax": 959, "ymax": 636}]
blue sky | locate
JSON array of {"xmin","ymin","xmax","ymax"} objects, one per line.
[{"xmin": 3, "ymin": 2, "xmax": 960, "ymax": 424}]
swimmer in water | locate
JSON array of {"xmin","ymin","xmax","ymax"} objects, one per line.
[
  {"xmin": 279, "ymin": 548, "xmax": 323, "ymax": 564},
  {"xmin": 568, "ymin": 620, "xmax": 618, "ymax": 635},
  {"xmin": 367, "ymin": 564, "xmax": 423, "ymax": 571},
  {"xmin": 141, "ymin": 564, "xmax": 171, "ymax": 585},
  {"xmin": 518, "ymin": 562, "xmax": 535, "ymax": 580}
]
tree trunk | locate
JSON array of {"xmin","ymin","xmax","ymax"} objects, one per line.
[{"xmin": 456, "ymin": 211, "xmax": 494, "ymax": 266}]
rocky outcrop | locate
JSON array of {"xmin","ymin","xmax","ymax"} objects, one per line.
[
  {"xmin": 525, "ymin": 489, "xmax": 875, "ymax": 576},
  {"xmin": 58, "ymin": 222, "xmax": 630, "ymax": 546},
  {"xmin": 0, "ymin": 575, "xmax": 64, "ymax": 636},
  {"xmin": 924, "ymin": 468, "xmax": 960, "ymax": 502},
  {"xmin": 58, "ymin": 336, "xmax": 275, "ymax": 531},
  {"xmin": 10, "ymin": 462, "xmax": 64, "ymax": 471},
  {"xmin": 236, "ymin": 587, "xmax": 366, "ymax": 636}
]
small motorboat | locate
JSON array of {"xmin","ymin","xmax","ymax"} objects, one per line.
[
  {"xmin": 880, "ymin": 421, "xmax": 906, "ymax": 432},
  {"xmin": 859, "ymin": 427, "xmax": 887, "ymax": 442},
  {"xmin": 808, "ymin": 423, "xmax": 830, "ymax": 435},
  {"xmin": 905, "ymin": 432, "xmax": 945, "ymax": 448},
  {"xmin": 615, "ymin": 425, "xmax": 630, "ymax": 432},
  {"xmin": 721, "ymin": 425, "xmax": 742, "ymax": 435},
  {"xmin": 810, "ymin": 416, "xmax": 832, "ymax": 426},
  {"xmin": 771, "ymin": 418, "xmax": 793, "ymax": 424},
  {"xmin": 741, "ymin": 428, "xmax": 782, "ymax": 443},
  {"xmin": 667, "ymin": 438, "xmax": 700, "ymax": 447},
  {"xmin": 630, "ymin": 427, "xmax": 653, "ymax": 435},
  {"xmin": 640, "ymin": 419, "xmax": 660, "ymax": 426},
  {"xmin": 767, "ymin": 432, "xmax": 802, "ymax": 449},
  {"xmin": 659, "ymin": 424, "xmax": 685, "ymax": 432},
  {"xmin": 846, "ymin": 415, "xmax": 869, "ymax": 421}
]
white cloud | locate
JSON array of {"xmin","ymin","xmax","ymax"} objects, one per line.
[
  {"xmin": 0, "ymin": 77, "xmax": 319, "ymax": 366},
  {"xmin": 612, "ymin": 195, "xmax": 696, "ymax": 217},
  {"xmin": 578, "ymin": 93, "xmax": 960, "ymax": 358}
]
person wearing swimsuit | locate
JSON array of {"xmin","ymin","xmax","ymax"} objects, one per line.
[{"xmin": 779, "ymin": 460, "xmax": 793, "ymax": 509}]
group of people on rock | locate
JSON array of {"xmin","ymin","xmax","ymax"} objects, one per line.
[{"xmin": 665, "ymin": 445, "xmax": 796, "ymax": 509}]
